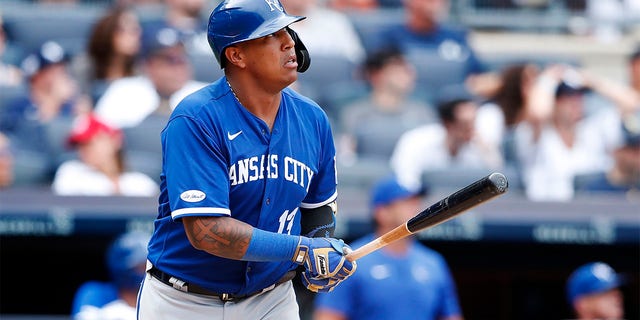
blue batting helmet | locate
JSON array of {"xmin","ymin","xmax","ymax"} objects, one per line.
[
  {"xmin": 207, "ymin": 0, "xmax": 309, "ymax": 71},
  {"xmin": 106, "ymin": 231, "xmax": 150, "ymax": 290}
]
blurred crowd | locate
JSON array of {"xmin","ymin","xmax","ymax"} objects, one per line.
[
  {"xmin": 0, "ymin": 1, "xmax": 638, "ymax": 320},
  {"xmin": 0, "ymin": 0, "xmax": 639, "ymax": 202}
]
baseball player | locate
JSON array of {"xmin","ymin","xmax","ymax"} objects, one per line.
[
  {"xmin": 314, "ymin": 176, "xmax": 463, "ymax": 320},
  {"xmin": 566, "ymin": 262, "xmax": 624, "ymax": 320},
  {"xmin": 136, "ymin": 0, "xmax": 357, "ymax": 319},
  {"xmin": 72, "ymin": 231, "xmax": 150, "ymax": 320}
]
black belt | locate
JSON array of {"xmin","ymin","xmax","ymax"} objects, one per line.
[{"xmin": 149, "ymin": 267, "xmax": 296, "ymax": 302}]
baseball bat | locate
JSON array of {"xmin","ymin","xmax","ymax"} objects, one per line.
[{"xmin": 345, "ymin": 172, "xmax": 509, "ymax": 262}]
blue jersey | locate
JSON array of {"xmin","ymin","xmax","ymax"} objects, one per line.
[
  {"xmin": 314, "ymin": 235, "xmax": 462, "ymax": 320},
  {"xmin": 147, "ymin": 77, "xmax": 338, "ymax": 295},
  {"xmin": 71, "ymin": 281, "xmax": 118, "ymax": 315}
]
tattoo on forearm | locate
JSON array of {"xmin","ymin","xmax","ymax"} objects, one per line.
[{"xmin": 189, "ymin": 218, "xmax": 251, "ymax": 259}]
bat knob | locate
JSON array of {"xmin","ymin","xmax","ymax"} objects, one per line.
[{"xmin": 488, "ymin": 172, "xmax": 509, "ymax": 193}]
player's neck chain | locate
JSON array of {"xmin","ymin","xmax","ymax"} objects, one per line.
[{"xmin": 226, "ymin": 79, "xmax": 241, "ymax": 105}]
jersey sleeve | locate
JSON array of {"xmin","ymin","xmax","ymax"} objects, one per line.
[
  {"xmin": 301, "ymin": 114, "xmax": 337, "ymax": 208},
  {"xmin": 163, "ymin": 115, "xmax": 231, "ymax": 220}
]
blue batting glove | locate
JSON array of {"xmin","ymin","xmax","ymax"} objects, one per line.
[
  {"xmin": 301, "ymin": 271, "xmax": 340, "ymax": 293},
  {"xmin": 292, "ymin": 237, "xmax": 357, "ymax": 280}
]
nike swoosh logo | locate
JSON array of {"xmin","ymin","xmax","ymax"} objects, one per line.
[{"xmin": 227, "ymin": 130, "xmax": 243, "ymax": 141}]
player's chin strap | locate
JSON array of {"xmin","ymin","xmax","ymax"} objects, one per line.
[{"xmin": 286, "ymin": 27, "xmax": 310, "ymax": 73}]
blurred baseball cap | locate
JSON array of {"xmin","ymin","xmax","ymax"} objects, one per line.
[
  {"xmin": 141, "ymin": 22, "xmax": 183, "ymax": 57},
  {"xmin": 555, "ymin": 81, "xmax": 589, "ymax": 98},
  {"xmin": 555, "ymin": 68, "xmax": 589, "ymax": 98},
  {"xmin": 20, "ymin": 41, "xmax": 70, "ymax": 78},
  {"xmin": 363, "ymin": 45, "xmax": 405, "ymax": 72},
  {"xmin": 434, "ymin": 84, "xmax": 478, "ymax": 109},
  {"xmin": 371, "ymin": 176, "xmax": 422, "ymax": 209},
  {"xmin": 566, "ymin": 262, "xmax": 623, "ymax": 304},
  {"xmin": 434, "ymin": 84, "xmax": 479, "ymax": 122},
  {"xmin": 67, "ymin": 114, "xmax": 121, "ymax": 147}
]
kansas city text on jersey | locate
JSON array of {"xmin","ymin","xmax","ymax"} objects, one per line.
[{"xmin": 228, "ymin": 154, "xmax": 314, "ymax": 191}]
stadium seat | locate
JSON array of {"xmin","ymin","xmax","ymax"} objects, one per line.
[
  {"xmin": 421, "ymin": 168, "xmax": 494, "ymax": 192},
  {"xmin": 296, "ymin": 55, "xmax": 362, "ymax": 121},
  {"xmin": 44, "ymin": 117, "xmax": 75, "ymax": 167},
  {"xmin": 573, "ymin": 172, "xmax": 606, "ymax": 193},
  {"xmin": 405, "ymin": 48, "xmax": 470, "ymax": 96},
  {"xmin": 421, "ymin": 166, "xmax": 523, "ymax": 195},
  {"xmin": 346, "ymin": 8, "xmax": 404, "ymax": 54},
  {"xmin": 122, "ymin": 114, "xmax": 167, "ymax": 184},
  {"xmin": 1, "ymin": 41, "xmax": 26, "ymax": 66},
  {"xmin": 122, "ymin": 115, "xmax": 166, "ymax": 154},
  {"xmin": 377, "ymin": 0, "xmax": 404, "ymax": 8},
  {"xmin": 337, "ymin": 156, "xmax": 392, "ymax": 190},
  {"xmin": 454, "ymin": 0, "xmax": 576, "ymax": 32},
  {"xmin": 323, "ymin": 81, "xmax": 369, "ymax": 125},
  {"xmin": 12, "ymin": 149, "xmax": 54, "ymax": 187},
  {"xmin": 2, "ymin": 4, "xmax": 104, "ymax": 57},
  {"xmin": 479, "ymin": 52, "xmax": 580, "ymax": 72},
  {"xmin": 189, "ymin": 53, "xmax": 224, "ymax": 83},
  {"xmin": 0, "ymin": 85, "xmax": 27, "ymax": 111}
]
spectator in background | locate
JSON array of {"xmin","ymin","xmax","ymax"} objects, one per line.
[
  {"xmin": 376, "ymin": 0, "xmax": 499, "ymax": 98},
  {"xmin": 313, "ymin": 176, "xmax": 463, "ymax": 320},
  {"xmin": 72, "ymin": 231, "xmax": 151, "ymax": 320},
  {"xmin": 281, "ymin": 0, "xmax": 366, "ymax": 64},
  {"xmin": 581, "ymin": 50, "xmax": 639, "ymax": 116},
  {"xmin": 328, "ymin": 0, "xmax": 378, "ymax": 12},
  {"xmin": 37, "ymin": 0, "xmax": 79, "ymax": 3},
  {"xmin": 575, "ymin": 112, "xmax": 640, "ymax": 197},
  {"xmin": 94, "ymin": 23, "xmax": 206, "ymax": 129},
  {"xmin": 566, "ymin": 262, "xmax": 624, "ymax": 320},
  {"xmin": 165, "ymin": 0, "xmax": 211, "ymax": 55},
  {"xmin": 0, "ymin": 15, "xmax": 23, "ymax": 87},
  {"xmin": 93, "ymin": 23, "xmax": 207, "ymax": 184},
  {"xmin": 390, "ymin": 85, "xmax": 502, "ymax": 192},
  {"xmin": 477, "ymin": 57, "xmax": 638, "ymax": 175},
  {"xmin": 475, "ymin": 63, "xmax": 541, "ymax": 161},
  {"xmin": 0, "ymin": 41, "xmax": 89, "ymax": 186},
  {"xmin": 630, "ymin": 47, "xmax": 640, "ymax": 94},
  {"xmin": 513, "ymin": 65, "xmax": 639, "ymax": 201},
  {"xmin": 338, "ymin": 46, "xmax": 436, "ymax": 163},
  {"xmin": 52, "ymin": 113, "xmax": 158, "ymax": 196},
  {"xmin": 142, "ymin": 0, "xmax": 210, "ymax": 55},
  {"xmin": 0, "ymin": 133, "xmax": 14, "ymax": 188},
  {"xmin": 74, "ymin": 6, "xmax": 142, "ymax": 103},
  {"xmin": 586, "ymin": 0, "xmax": 625, "ymax": 43},
  {"xmin": 116, "ymin": 0, "xmax": 163, "ymax": 6}
]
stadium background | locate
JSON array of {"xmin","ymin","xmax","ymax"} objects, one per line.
[{"xmin": 1, "ymin": 0, "xmax": 639, "ymax": 319}]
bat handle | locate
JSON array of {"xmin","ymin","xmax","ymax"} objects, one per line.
[{"xmin": 345, "ymin": 224, "xmax": 413, "ymax": 262}]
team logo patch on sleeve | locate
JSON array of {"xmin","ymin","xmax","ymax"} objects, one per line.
[{"xmin": 180, "ymin": 190, "xmax": 207, "ymax": 202}]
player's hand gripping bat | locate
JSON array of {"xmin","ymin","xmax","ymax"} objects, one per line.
[{"xmin": 345, "ymin": 172, "xmax": 509, "ymax": 262}]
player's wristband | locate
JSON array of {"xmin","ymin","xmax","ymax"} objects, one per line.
[{"xmin": 241, "ymin": 228, "xmax": 299, "ymax": 262}]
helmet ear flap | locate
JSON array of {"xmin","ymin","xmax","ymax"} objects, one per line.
[{"xmin": 287, "ymin": 27, "xmax": 310, "ymax": 73}]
